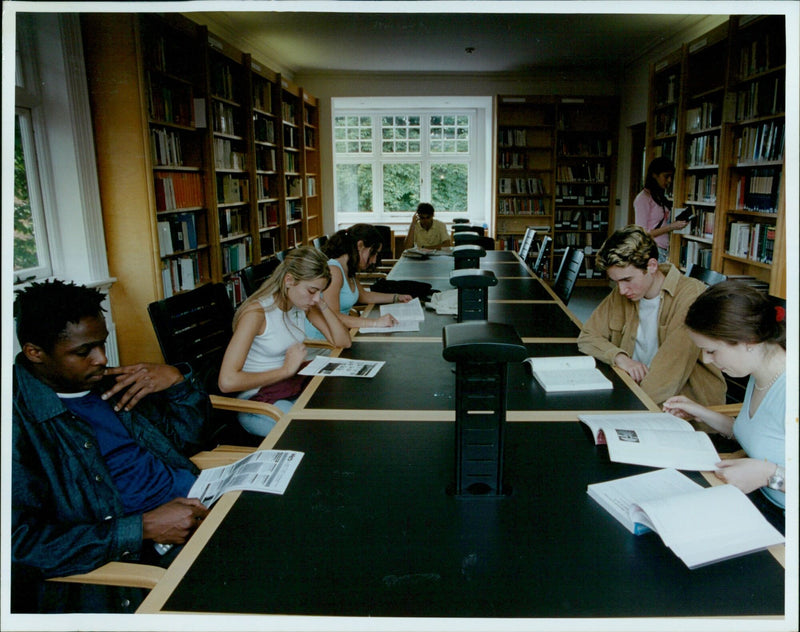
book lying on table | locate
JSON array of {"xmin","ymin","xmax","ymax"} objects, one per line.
[
  {"xmin": 189, "ymin": 449, "xmax": 304, "ymax": 507},
  {"xmin": 524, "ymin": 355, "xmax": 612, "ymax": 392},
  {"xmin": 587, "ymin": 468, "xmax": 785, "ymax": 569},
  {"xmin": 578, "ymin": 412, "xmax": 721, "ymax": 471}
]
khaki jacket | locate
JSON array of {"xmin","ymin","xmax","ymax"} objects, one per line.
[{"xmin": 577, "ymin": 264, "xmax": 726, "ymax": 406}]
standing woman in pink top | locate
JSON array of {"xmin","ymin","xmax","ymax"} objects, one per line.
[{"xmin": 633, "ymin": 157, "xmax": 687, "ymax": 263}]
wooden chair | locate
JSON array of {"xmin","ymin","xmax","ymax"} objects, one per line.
[
  {"xmin": 240, "ymin": 259, "xmax": 280, "ymax": 296},
  {"xmin": 552, "ymin": 246, "xmax": 585, "ymax": 305},
  {"xmin": 518, "ymin": 227, "xmax": 536, "ymax": 263},
  {"xmin": 532, "ymin": 235, "xmax": 552, "ymax": 277},
  {"xmin": 686, "ymin": 262, "xmax": 727, "ymax": 286}
]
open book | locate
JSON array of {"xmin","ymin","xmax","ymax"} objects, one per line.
[
  {"xmin": 587, "ymin": 468, "xmax": 784, "ymax": 569},
  {"xmin": 188, "ymin": 449, "xmax": 303, "ymax": 507},
  {"xmin": 524, "ymin": 355, "xmax": 612, "ymax": 392},
  {"xmin": 579, "ymin": 412, "xmax": 720, "ymax": 471}
]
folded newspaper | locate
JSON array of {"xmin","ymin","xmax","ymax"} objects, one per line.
[
  {"xmin": 188, "ymin": 449, "xmax": 303, "ymax": 507},
  {"xmin": 299, "ymin": 355, "xmax": 385, "ymax": 378}
]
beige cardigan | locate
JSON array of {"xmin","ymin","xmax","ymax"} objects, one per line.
[{"xmin": 577, "ymin": 264, "xmax": 726, "ymax": 407}]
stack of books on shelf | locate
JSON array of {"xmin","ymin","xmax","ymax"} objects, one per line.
[
  {"xmin": 727, "ymin": 221, "xmax": 776, "ymax": 263},
  {"xmin": 217, "ymin": 174, "xmax": 250, "ymax": 204},
  {"xmin": 684, "ymin": 174, "xmax": 717, "ymax": 204},
  {"xmin": 732, "ymin": 169, "xmax": 781, "ymax": 213},
  {"xmin": 256, "ymin": 148, "xmax": 277, "ymax": 172},
  {"xmin": 254, "ymin": 117, "xmax": 276, "ymax": 142},
  {"xmin": 735, "ymin": 77, "xmax": 784, "ymax": 120},
  {"xmin": 154, "ymin": 172, "xmax": 204, "ymax": 211},
  {"xmin": 557, "ymin": 162, "xmax": 606, "ymax": 183},
  {"xmin": 281, "ymin": 100, "xmax": 297, "ymax": 123},
  {"xmin": 735, "ymin": 121, "xmax": 785, "ymax": 163},
  {"xmin": 286, "ymin": 199, "xmax": 302, "ymax": 222},
  {"xmin": 685, "ymin": 102, "xmax": 720, "ymax": 130},
  {"xmin": 146, "ymin": 74, "xmax": 194, "ymax": 126},
  {"xmin": 150, "ymin": 128, "xmax": 184, "ymax": 166},
  {"xmin": 213, "ymin": 139, "xmax": 247, "ymax": 169},
  {"xmin": 161, "ymin": 253, "xmax": 200, "ymax": 297},
  {"xmin": 257, "ymin": 203, "xmax": 279, "ymax": 228},
  {"xmin": 498, "ymin": 128, "xmax": 527, "ymax": 147},
  {"xmin": 680, "ymin": 240, "xmax": 713, "ymax": 270},
  {"xmin": 212, "ymin": 102, "xmax": 237, "ymax": 136},
  {"xmin": 252, "ymin": 82, "xmax": 272, "ymax": 112},
  {"xmin": 221, "ymin": 237, "xmax": 253, "ymax": 274},
  {"xmin": 158, "ymin": 213, "xmax": 198, "ymax": 256},
  {"xmin": 686, "ymin": 134, "xmax": 719, "ymax": 167},
  {"xmin": 498, "ymin": 151, "xmax": 526, "ymax": 168},
  {"xmin": 498, "ymin": 198, "xmax": 549, "ymax": 215},
  {"xmin": 219, "ymin": 207, "xmax": 248, "ymax": 239}
]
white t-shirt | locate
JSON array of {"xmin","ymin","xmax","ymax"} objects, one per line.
[{"xmin": 633, "ymin": 295, "xmax": 661, "ymax": 367}]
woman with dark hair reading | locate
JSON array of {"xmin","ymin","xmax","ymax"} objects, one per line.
[
  {"xmin": 306, "ymin": 224, "xmax": 412, "ymax": 339},
  {"xmin": 663, "ymin": 281, "xmax": 786, "ymax": 518},
  {"xmin": 634, "ymin": 157, "xmax": 688, "ymax": 262}
]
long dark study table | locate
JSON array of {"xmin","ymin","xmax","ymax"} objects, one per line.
[{"xmin": 138, "ymin": 249, "xmax": 786, "ymax": 623}]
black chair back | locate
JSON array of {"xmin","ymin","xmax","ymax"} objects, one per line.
[
  {"xmin": 453, "ymin": 231, "xmax": 481, "ymax": 246},
  {"xmin": 518, "ymin": 228, "xmax": 536, "ymax": 262},
  {"xmin": 685, "ymin": 262, "xmax": 727, "ymax": 286},
  {"xmin": 312, "ymin": 235, "xmax": 328, "ymax": 250},
  {"xmin": 276, "ymin": 248, "xmax": 293, "ymax": 262},
  {"xmin": 552, "ymin": 247, "xmax": 585, "ymax": 305},
  {"xmin": 532, "ymin": 235, "xmax": 552, "ymax": 277},
  {"xmin": 241, "ymin": 259, "xmax": 281, "ymax": 296}
]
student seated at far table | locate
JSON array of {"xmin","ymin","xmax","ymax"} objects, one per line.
[
  {"xmin": 404, "ymin": 202, "xmax": 450, "ymax": 250},
  {"xmin": 577, "ymin": 225, "xmax": 726, "ymax": 407}
]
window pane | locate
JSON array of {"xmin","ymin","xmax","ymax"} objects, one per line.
[
  {"xmin": 381, "ymin": 115, "xmax": 421, "ymax": 154},
  {"xmin": 430, "ymin": 114, "xmax": 470, "ymax": 154},
  {"xmin": 431, "ymin": 163, "xmax": 468, "ymax": 212},
  {"xmin": 14, "ymin": 113, "xmax": 41, "ymax": 271},
  {"xmin": 383, "ymin": 163, "xmax": 420, "ymax": 211},
  {"xmin": 336, "ymin": 164, "xmax": 373, "ymax": 212},
  {"xmin": 335, "ymin": 115, "xmax": 373, "ymax": 154}
]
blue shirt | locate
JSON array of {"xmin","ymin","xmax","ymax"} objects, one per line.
[
  {"xmin": 306, "ymin": 258, "xmax": 360, "ymax": 340},
  {"xmin": 60, "ymin": 391, "xmax": 195, "ymax": 514}
]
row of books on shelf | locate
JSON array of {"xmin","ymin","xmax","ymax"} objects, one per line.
[
  {"xmin": 554, "ymin": 209, "xmax": 608, "ymax": 231},
  {"xmin": 256, "ymin": 174, "xmax": 275, "ymax": 200},
  {"xmin": 679, "ymin": 240, "xmax": 713, "ymax": 271},
  {"xmin": 498, "ymin": 127, "xmax": 529, "ymax": 148},
  {"xmin": 284, "ymin": 126, "xmax": 299, "ymax": 149},
  {"xmin": 304, "ymin": 128, "xmax": 316, "ymax": 147},
  {"xmin": 217, "ymin": 174, "xmax": 250, "ymax": 204},
  {"xmin": 258, "ymin": 202, "xmax": 279, "ymax": 228},
  {"xmin": 214, "ymin": 138, "xmax": 247, "ymax": 170},
  {"xmin": 654, "ymin": 109, "xmax": 677, "ymax": 136},
  {"xmin": 158, "ymin": 213, "xmax": 199, "ymax": 256},
  {"xmin": 307, "ymin": 176, "xmax": 317, "ymax": 197},
  {"xmin": 260, "ymin": 234, "xmax": 278, "ymax": 257},
  {"xmin": 735, "ymin": 121, "xmax": 784, "ymax": 164},
  {"xmin": 154, "ymin": 172, "xmax": 204, "ymax": 211},
  {"xmin": 685, "ymin": 101, "xmax": 721, "ymax": 131},
  {"xmin": 161, "ymin": 254, "xmax": 202, "ymax": 297},
  {"xmin": 221, "ymin": 236, "xmax": 253, "ymax": 274},
  {"xmin": 143, "ymin": 33, "xmax": 190, "ymax": 77},
  {"xmin": 284, "ymin": 151, "xmax": 299, "ymax": 172},
  {"xmin": 286, "ymin": 177, "xmax": 303, "ymax": 197},
  {"xmin": 219, "ymin": 207, "xmax": 248, "ymax": 239},
  {"xmin": 498, "ymin": 197, "xmax": 550, "ymax": 215},
  {"xmin": 554, "ymin": 230, "xmax": 605, "ymax": 252},
  {"xmin": 225, "ymin": 274, "xmax": 247, "ymax": 307},
  {"xmin": 556, "ymin": 162, "xmax": 606, "ymax": 183},
  {"xmin": 685, "ymin": 133, "xmax": 719, "ymax": 167},
  {"xmin": 734, "ymin": 76, "xmax": 784, "ymax": 121},
  {"xmin": 732, "ymin": 168, "xmax": 781, "ymax": 213},
  {"xmin": 146, "ymin": 73, "xmax": 194, "ymax": 127},
  {"xmin": 282, "ymin": 101, "xmax": 297, "ymax": 124},
  {"xmin": 151, "ymin": 127, "xmax": 186, "ymax": 167},
  {"xmin": 683, "ymin": 173, "xmax": 717, "ymax": 205},
  {"xmin": 555, "ymin": 182, "xmax": 609, "ymax": 205},
  {"xmin": 736, "ymin": 33, "xmax": 782, "ymax": 80},
  {"xmin": 498, "ymin": 151, "xmax": 528, "ymax": 169},
  {"xmin": 210, "ymin": 61, "xmax": 236, "ymax": 102},
  {"xmin": 256, "ymin": 148, "xmax": 277, "ymax": 172},
  {"xmin": 652, "ymin": 139, "xmax": 676, "ymax": 161},
  {"xmin": 727, "ymin": 221, "xmax": 775, "ymax": 263},
  {"xmin": 498, "ymin": 177, "xmax": 547, "ymax": 196},
  {"xmin": 556, "ymin": 138, "xmax": 612, "ymax": 157},
  {"xmin": 286, "ymin": 199, "xmax": 303, "ymax": 222},
  {"xmin": 212, "ymin": 101, "xmax": 239, "ymax": 136},
  {"xmin": 676, "ymin": 209, "xmax": 715, "ymax": 239},
  {"xmin": 252, "ymin": 81, "xmax": 273, "ymax": 112},
  {"xmin": 254, "ymin": 116, "xmax": 276, "ymax": 143}
]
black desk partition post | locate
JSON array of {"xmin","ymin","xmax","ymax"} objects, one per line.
[
  {"xmin": 449, "ymin": 269, "xmax": 497, "ymax": 321},
  {"xmin": 453, "ymin": 244, "xmax": 486, "ymax": 270},
  {"xmin": 442, "ymin": 321, "xmax": 528, "ymax": 496}
]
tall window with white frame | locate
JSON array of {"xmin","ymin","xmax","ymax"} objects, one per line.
[{"xmin": 333, "ymin": 98, "xmax": 489, "ymax": 230}]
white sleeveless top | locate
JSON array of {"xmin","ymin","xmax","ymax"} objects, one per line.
[{"xmin": 241, "ymin": 296, "xmax": 306, "ymax": 373}]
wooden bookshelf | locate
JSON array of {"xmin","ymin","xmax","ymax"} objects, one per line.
[
  {"xmin": 494, "ymin": 95, "xmax": 617, "ymax": 283},
  {"xmin": 82, "ymin": 13, "xmax": 326, "ymax": 363}
]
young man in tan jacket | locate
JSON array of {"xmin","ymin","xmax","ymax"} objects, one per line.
[{"xmin": 577, "ymin": 225, "xmax": 726, "ymax": 407}]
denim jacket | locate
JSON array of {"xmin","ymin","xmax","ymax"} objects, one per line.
[{"xmin": 12, "ymin": 357, "xmax": 212, "ymax": 610}]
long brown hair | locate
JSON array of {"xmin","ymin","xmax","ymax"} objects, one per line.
[{"xmin": 232, "ymin": 246, "xmax": 331, "ymax": 330}]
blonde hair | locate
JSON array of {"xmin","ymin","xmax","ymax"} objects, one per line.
[
  {"xmin": 596, "ymin": 225, "xmax": 658, "ymax": 272},
  {"xmin": 232, "ymin": 246, "xmax": 331, "ymax": 330}
]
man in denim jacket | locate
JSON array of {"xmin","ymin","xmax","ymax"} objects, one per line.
[{"xmin": 12, "ymin": 280, "xmax": 213, "ymax": 613}]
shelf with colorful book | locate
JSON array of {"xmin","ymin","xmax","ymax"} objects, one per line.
[
  {"xmin": 717, "ymin": 15, "xmax": 785, "ymax": 296},
  {"xmin": 494, "ymin": 95, "xmax": 557, "ymax": 263},
  {"xmin": 553, "ymin": 96, "xmax": 617, "ymax": 284},
  {"xmin": 280, "ymin": 78, "xmax": 304, "ymax": 249},
  {"xmin": 301, "ymin": 89, "xmax": 323, "ymax": 246},
  {"xmin": 248, "ymin": 58, "xmax": 282, "ymax": 264}
]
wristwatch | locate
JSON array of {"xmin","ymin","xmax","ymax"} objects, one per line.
[{"xmin": 767, "ymin": 465, "xmax": 785, "ymax": 492}]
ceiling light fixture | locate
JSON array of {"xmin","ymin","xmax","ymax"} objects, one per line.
[{"xmin": 464, "ymin": 47, "xmax": 476, "ymax": 54}]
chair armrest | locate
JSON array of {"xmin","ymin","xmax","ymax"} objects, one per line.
[
  {"xmin": 708, "ymin": 403, "xmax": 742, "ymax": 417},
  {"xmin": 209, "ymin": 394, "xmax": 283, "ymax": 420},
  {"xmin": 191, "ymin": 444, "xmax": 257, "ymax": 469},
  {"xmin": 47, "ymin": 562, "xmax": 165, "ymax": 589}
]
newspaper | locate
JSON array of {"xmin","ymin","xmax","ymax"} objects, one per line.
[
  {"xmin": 188, "ymin": 449, "xmax": 303, "ymax": 507},
  {"xmin": 299, "ymin": 355, "xmax": 385, "ymax": 378}
]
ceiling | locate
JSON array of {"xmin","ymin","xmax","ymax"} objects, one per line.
[{"xmin": 184, "ymin": 8, "xmax": 714, "ymax": 75}]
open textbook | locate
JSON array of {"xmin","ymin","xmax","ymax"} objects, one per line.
[
  {"xmin": 188, "ymin": 449, "xmax": 303, "ymax": 507},
  {"xmin": 524, "ymin": 355, "xmax": 612, "ymax": 392},
  {"xmin": 299, "ymin": 355, "xmax": 385, "ymax": 378},
  {"xmin": 357, "ymin": 296, "xmax": 427, "ymax": 334},
  {"xmin": 587, "ymin": 468, "xmax": 784, "ymax": 569},
  {"xmin": 578, "ymin": 412, "xmax": 720, "ymax": 471}
]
